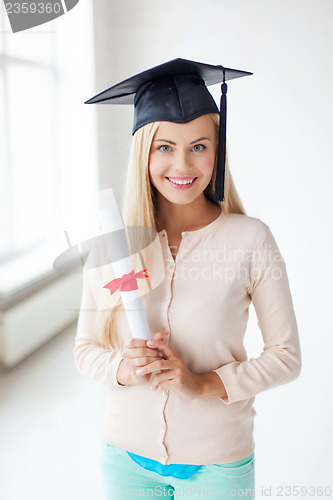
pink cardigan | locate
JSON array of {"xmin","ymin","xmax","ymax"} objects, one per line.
[{"xmin": 73, "ymin": 211, "xmax": 301, "ymax": 464}]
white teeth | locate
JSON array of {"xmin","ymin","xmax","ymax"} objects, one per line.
[{"xmin": 168, "ymin": 178, "xmax": 195, "ymax": 185}]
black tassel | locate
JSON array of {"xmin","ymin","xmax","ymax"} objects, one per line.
[{"xmin": 214, "ymin": 67, "xmax": 227, "ymax": 203}]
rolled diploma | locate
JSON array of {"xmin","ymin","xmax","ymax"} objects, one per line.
[{"xmin": 98, "ymin": 203, "xmax": 152, "ymax": 341}]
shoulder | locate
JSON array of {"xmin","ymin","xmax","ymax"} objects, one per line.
[{"xmin": 219, "ymin": 213, "xmax": 271, "ymax": 246}]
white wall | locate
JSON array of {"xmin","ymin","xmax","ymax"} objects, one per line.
[{"xmin": 90, "ymin": 0, "xmax": 333, "ymax": 492}]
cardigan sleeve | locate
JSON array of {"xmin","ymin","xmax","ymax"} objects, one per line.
[
  {"xmin": 213, "ymin": 224, "xmax": 302, "ymax": 405},
  {"xmin": 73, "ymin": 264, "xmax": 127, "ymax": 389}
]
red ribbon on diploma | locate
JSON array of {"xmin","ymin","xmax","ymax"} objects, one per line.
[{"xmin": 103, "ymin": 269, "xmax": 149, "ymax": 295}]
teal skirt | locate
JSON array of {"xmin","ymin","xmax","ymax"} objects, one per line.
[{"xmin": 100, "ymin": 438, "xmax": 255, "ymax": 499}]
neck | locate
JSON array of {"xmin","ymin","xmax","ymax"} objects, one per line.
[{"xmin": 156, "ymin": 194, "xmax": 221, "ymax": 235}]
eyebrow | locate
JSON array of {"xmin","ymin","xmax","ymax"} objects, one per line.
[{"xmin": 154, "ymin": 137, "xmax": 211, "ymax": 145}]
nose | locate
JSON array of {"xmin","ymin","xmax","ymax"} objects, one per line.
[{"xmin": 174, "ymin": 149, "xmax": 192, "ymax": 173}]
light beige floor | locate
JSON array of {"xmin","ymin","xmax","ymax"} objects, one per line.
[{"xmin": 0, "ymin": 323, "xmax": 106, "ymax": 500}]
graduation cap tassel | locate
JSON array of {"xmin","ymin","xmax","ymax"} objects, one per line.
[{"xmin": 214, "ymin": 68, "xmax": 228, "ymax": 203}]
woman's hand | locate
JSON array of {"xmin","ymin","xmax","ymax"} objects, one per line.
[
  {"xmin": 136, "ymin": 332, "xmax": 202, "ymax": 400},
  {"xmin": 118, "ymin": 336, "xmax": 163, "ymax": 386}
]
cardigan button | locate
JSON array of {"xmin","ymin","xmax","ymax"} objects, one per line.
[{"xmin": 181, "ymin": 231, "xmax": 188, "ymax": 237}]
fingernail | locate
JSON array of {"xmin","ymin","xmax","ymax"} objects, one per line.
[
  {"xmin": 147, "ymin": 341, "xmax": 154, "ymax": 347},
  {"xmin": 136, "ymin": 369, "xmax": 142, "ymax": 375}
]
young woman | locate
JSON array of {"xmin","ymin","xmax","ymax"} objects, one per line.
[{"xmin": 74, "ymin": 59, "xmax": 302, "ymax": 499}]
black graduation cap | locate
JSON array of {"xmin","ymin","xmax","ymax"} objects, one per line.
[{"xmin": 85, "ymin": 58, "xmax": 252, "ymax": 202}]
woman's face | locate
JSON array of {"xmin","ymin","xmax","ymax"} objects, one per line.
[{"xmin": 148, "ymin": 114, "xmax": 217, "ymax": 206}]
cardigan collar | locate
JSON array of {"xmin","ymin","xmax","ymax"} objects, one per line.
[{"xmin": 157, "ymin": 208, "xmax": 225, "ymax": 240}]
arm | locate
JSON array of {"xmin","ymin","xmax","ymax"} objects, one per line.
[
  {"xmin": 116, "ymin": 359, "xmax": 133, "ymax": 386},
  {"xmin": 73, "ymin": 264, "xmax": 128, "ymax": 389},
  {"xmin": 212, "ymin": 225, "xmax": 302, "ymax": 405},
  {"xmin": 197, "ymin": 372, "xmax": 228, "ymax": 399}
]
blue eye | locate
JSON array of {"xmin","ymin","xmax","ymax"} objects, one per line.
[
  {"xmin": 159, "ymin": 145, "xmax": 172, "ymax": 152},
  {"xmin": 192, "ymin": 144, "xmax": 205, "ymax": 152}
]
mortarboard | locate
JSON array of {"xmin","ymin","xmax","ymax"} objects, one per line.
[{"xmin": 85, "ymin": 58, "xmax": 252, "ymax": 202}]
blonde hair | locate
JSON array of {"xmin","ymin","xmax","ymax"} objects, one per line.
[{"xmin": 96, "ymin": 113, "xmax": 246, "ymax": 349}]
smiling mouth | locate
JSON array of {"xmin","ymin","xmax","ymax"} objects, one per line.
[{"xmin": 166, "ymin": 177, "xmax": 198, "ymax": 186}]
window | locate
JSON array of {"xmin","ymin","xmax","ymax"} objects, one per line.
[{"xmin": 0, "ymin": 2, "xmax": 98, "ymax": 293}]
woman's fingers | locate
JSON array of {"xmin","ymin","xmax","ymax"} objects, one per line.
[
  {"xmin": 121, "ymin": 338, "xmax": 162, "ymax": 382},
  {"xmin": 125, "ymin": 355, "xmax": 160, "ymax": 367},
  {"xmin": 123, "ymin": 347, "xmax": 160, "ymax": 362},
  {"xmin": 146, "ymin": 338, "xmax": 177, "ymax": 360},
  {"xmin": 120, "ymin": 337, "xmax": 169, "ymax": 386},
  {"xmin": 122, "ymin": 339, "xmax": 160, "ymax": 358},
  {"xmin": 136, "ymin": 358, "xmax": 176, "ymax": 377}
]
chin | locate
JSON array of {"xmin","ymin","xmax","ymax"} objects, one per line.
[{"xmin": 164, "ymin": 193, "xmax": 201, "ymax": 206}]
